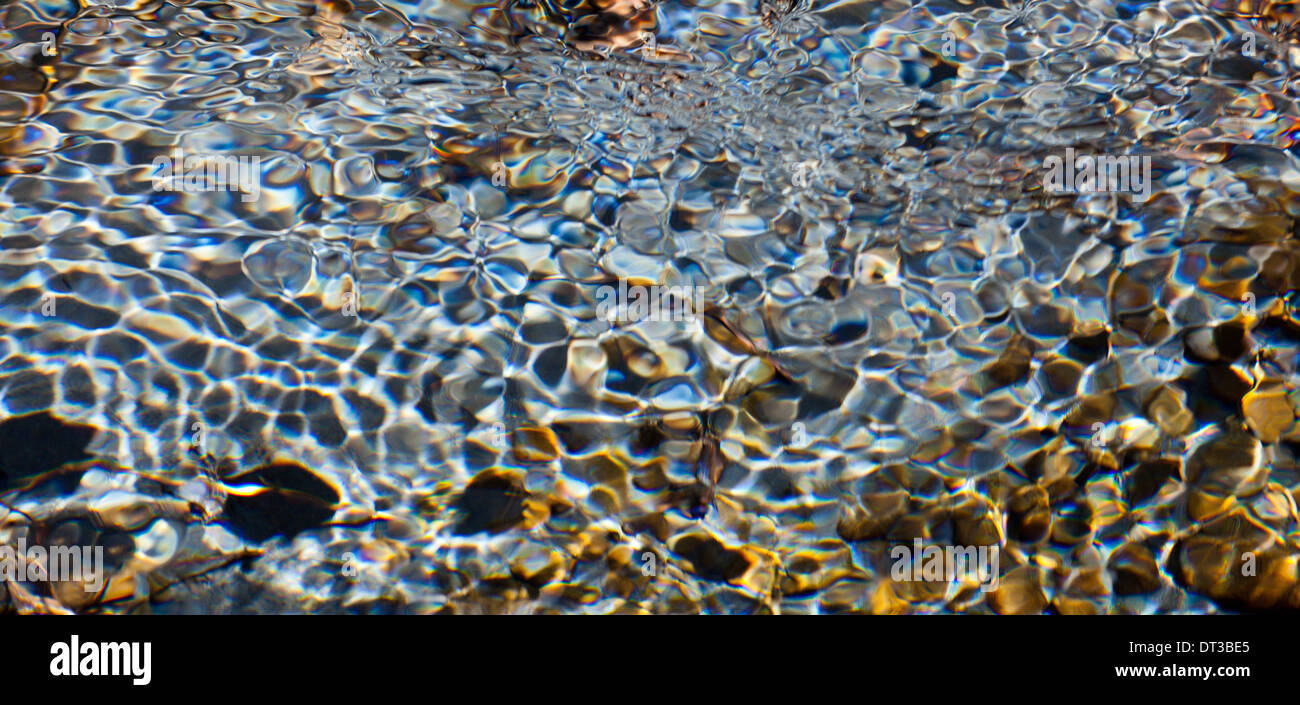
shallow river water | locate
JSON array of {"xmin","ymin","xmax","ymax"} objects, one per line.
[{"xmin": 2, "ymin": 0, "xmax": 1300, "ymax": 613}]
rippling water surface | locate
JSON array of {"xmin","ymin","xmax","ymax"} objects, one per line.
[{"xmin": 2, "ymin": 0, "xmax": 1300, "ymax": 613}]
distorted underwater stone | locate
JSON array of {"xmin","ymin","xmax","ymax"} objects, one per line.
[
  {"xmin": 451, "ymin": 469, "xmax": 529, "ymax": 536},
  {"xmin": 221, "ymin": 462, "xmax": 341, "ymax": 542},
  {"xmin": 0, "ymin": 412, "xmax": 96, "ymax": 491}
]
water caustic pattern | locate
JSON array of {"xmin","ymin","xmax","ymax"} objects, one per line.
[{"xmin": 2, "ymin": 0, "xmax": 1300, "ymax": 614}]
